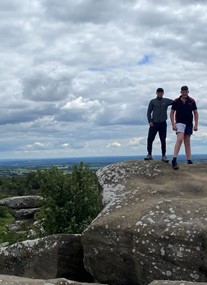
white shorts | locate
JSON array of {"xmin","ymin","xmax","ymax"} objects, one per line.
[
  {"xmin": 176, "ymin": 123, "xmax": 186, "ymax": 133},
  {"xmin": 176, "ymin": 123, "xmax": 193, "ymax": 135}
]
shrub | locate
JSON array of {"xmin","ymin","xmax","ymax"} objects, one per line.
[
  {"xmin": 35, "ymin": 163, "xmax": 101, "ymax": 236},
  {"xmin": 0, "ymin": 206, "xmax": 7, "ymax": 218}
]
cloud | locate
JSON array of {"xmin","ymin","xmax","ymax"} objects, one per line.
[
  {"xmin": 22, "ymin": 64, "xmax": 72, "ymax": 102},
  {"xmin": 56, "ymin": 96, "xmax": 102, "ymax": 122},
  {"xmin": 26, "ymin": 142, "xmax": 49, "ymax": 150},
  {"xmin": 61, "ymin": 96, "xmax": 101, "ymax": 110},
  {"xmin": 129, "ymin": 137, "xmax": 145, "ymax": 146},
  {"xmin": 0, "ymin": 0, "xmax": 206, "ymax": 158},
  {"xmin": 60, "ymin": 143, "xmax": 70, "ymax": 149},
  {"xmin": 106, "ymin": 141, "xmax": 122, "ymax": 148}
]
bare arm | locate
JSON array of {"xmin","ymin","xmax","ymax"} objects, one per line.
[
  {"xmin": 170, "ymin": 109, "xmax": 176, "ymax": 131},
  {"xmin": 193, "ymin": 110, "xmax": 198, "ymax": 131}
]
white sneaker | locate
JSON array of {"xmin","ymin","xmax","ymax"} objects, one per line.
[
  {"xmin": 162, "ymin": 155, "xmax": 169, "ymax": 162},
  {"xmin": 144, "ymin": 154, "xmax": 153, "ymax": 160}
]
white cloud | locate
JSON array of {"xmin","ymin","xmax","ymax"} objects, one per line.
[
  {"xmin": 62, "ymin": 96, "xmax": 101, "ymax": 110},
  {"xmin": 60, "ymin": 143, "xmax": 70, "ymax": 148},
  {"xmin": 26, "ymin": 142, "xmax": 49, "ymax": 149},
  {"xmin": 129, "ymin": 137, "xmax": 145, "ymax": 146},
  {"xmin": 106, "ymin": 142, "xmax": 122, "ymax": 148}
]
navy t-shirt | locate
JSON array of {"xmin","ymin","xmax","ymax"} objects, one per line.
[{"xmin": 171, "ymin": 96, "xmax": 197, "ymax": 125}]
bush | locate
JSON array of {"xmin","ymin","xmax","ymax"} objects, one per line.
[
  {"xmin": 0, "ymin": 206, "xmax": 7, "ymax": 218},
  {"xmin": 35, "ymin": 163, "xmax": 101, "ymax": 236},
  {"xmin": 0, "ymin": 176, "xmax": 28, "ymax": 196},
  {"xmin": 0, "ymin": 211, "xmax": 16, "ymax": 244},
  {"xmin": 1, "ymin": 230, "xmax": 24, "ymax": 244}
]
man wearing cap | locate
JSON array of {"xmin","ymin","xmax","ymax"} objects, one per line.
[
  {"xmin": 170, "ymin": 85, "xmax": 198, "ymax": 170},
  {"xmin": 145, "ymin": 88, "xmax": 173, "ymax": 162}
]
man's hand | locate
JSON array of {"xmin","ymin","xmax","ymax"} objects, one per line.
[
  {"xmin": 149, "ymin": 122, "xmax": 154, "ymax": 127},
  {"xmin": 193, "ymin": 125, "xmax": 198, "ymax": 131}
]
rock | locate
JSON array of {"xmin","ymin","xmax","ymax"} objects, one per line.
[
  {"xmin": 10, "ymin": 208, "xmax": 39, "ymax": 219},
  {"xmin": 0, "ymin": 274, "xmax": 107, "ymax": 285},
  {"xmin": 0, "ymin": 234, "xmax": 92, "ymax": 282},
  {"xmin": 149, "ymin": 281, "xmax": 207, "ymax": 285},
  {"xmin": 82, "ymin": 160, "xmax": 207, "ymax": 285},
  {"xmin": 0, "ymin": 242, "xmax": 9, "ymax": 247},
  {"xmin": 0, "ymin": 195, "xmax": 44, "ymax": 221},
  {"xmin": 0, "ymin": 195, "xmax": 43, "ymax": 209}
]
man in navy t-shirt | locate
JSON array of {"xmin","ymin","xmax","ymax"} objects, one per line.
[{"xmin": 170, "ymin": 86, "xmax": 198, "ymax": 170}]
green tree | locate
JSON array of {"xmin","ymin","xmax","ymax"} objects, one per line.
[
  {"xmin": 35, "ymin": 163, "xmax": 101, "ymax": 236},
  {"xmin": 0, "ymin": 175, "xmax": 29, "ymax": 196},
  {"xmin": 26, "ymin": 171, "xmax": 40, "ymax": 191}
]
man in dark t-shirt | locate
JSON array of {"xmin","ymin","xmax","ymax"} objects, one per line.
[{"xmin": 170, "ymin": 85, "xmax": 198, "ymax": 170}]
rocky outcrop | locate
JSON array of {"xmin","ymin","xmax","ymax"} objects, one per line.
[
  {"xmin": 10, "ymin": 208, "xmax": 40, "ymax": 219},
  {"xmin": 0, "ymin": 195, "xmax": 43, "ymax": 220},
  {"xmin": 82, "ymin": 160, "xmax": 207, "ymax": 285},
  {"xmin": 0, "ymin": 274, "xmax": 106, "ymax": 285},
  {"xmin": 0, "ymin": 195, "xmax": 43, "ymax": 209},
  {"xmin": 149, "ymin": 281, "xmax": 207, "ymax": 285},
  {"xmin": 0, "ymin": 234, "xmax": 92, "ymax": 282}
]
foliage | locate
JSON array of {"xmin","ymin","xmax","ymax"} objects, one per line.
[
  {"xmin": 0, "ymin": 174, "xmax": 37, "ymax": 244},
  {"xmin": 0, "ymin": 193, "xmax": 8, "ymax": 199},
  {"xmin": 0, "ymin": 172, "xmax": 40, "ymax": 197},
  {"xmin": 0, "ymin": 163, "xmax": 101, "ymax": 244},
  {"xmin": 35, "ymin": 163, "xmax": 101, "ymax": 236},
  {"xmin": 0, "ymin": 212, "xmax": 16, "ymax": 244},
  {"xmin": 0, "ymin": 229, "xmax": 25, "ymax": 245},
  {"xmin": 0, "ymin": 206, "xmax": 8, "ymax": 218},
  {"xmin": 0, "ymin": 209, "xmax": 32, "ymax": 244},
  {"xmin": 25, "ymin": 172, "xmax": 41, "ymax": 190}
]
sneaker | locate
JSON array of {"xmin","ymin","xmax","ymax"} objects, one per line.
[
  {"xmin": 187, "ymin": 160, "xmax": 193, "ymax": 164},
  {"xmin": 172, "ymin": 160, "xmax": 179, "ymax": 170},
  {"xmin": 162, "ymin": 155, "xmax": 169, "ymax": 163},
  {"xmin": 144, "ymin": 154, "xmax": 153, "ymax": 160}
]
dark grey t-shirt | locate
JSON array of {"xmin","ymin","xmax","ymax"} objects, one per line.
[{"xmin": 147, "ymin": 97, "xmax": 173, "ymax": 123}]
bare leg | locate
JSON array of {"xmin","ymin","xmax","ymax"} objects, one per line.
[
  {"xmin": 184, "ymin": 135, "xmax": 191, "ymax": 160},
  {"xmin": 173, "ymin": 132, "xmax": 184, "ymax": 157}
]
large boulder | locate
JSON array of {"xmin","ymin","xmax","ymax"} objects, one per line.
[
  {"xmin": 9, "ymin": 208, "xmax": 39, "ymax": 219},
  {"xmin": 0, "ymin": 195, "xmax": 43, "ymax": 209},
  {"xmin": 0, "ymin": 195, "xmax": 44, "ymax": 220},
  {"xmin": 0, "ymin": 234, "xmax": 92, "ymax": 282},
  {"xmin": 82, "ymin": 160, "xmax": 207, "ymax": 285}
]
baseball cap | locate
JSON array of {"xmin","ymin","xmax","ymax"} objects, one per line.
[
  {"xmin": 156, "ymin": 88, "xmax": 164, "ymax": 93},
  {"xmin": 181, "ymin": 86, "xmax": 188, "ymax": 91}
]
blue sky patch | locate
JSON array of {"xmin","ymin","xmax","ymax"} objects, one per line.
[{"xmin": 138, "ymin": 55, "xmax": 152, "ymax": 65}]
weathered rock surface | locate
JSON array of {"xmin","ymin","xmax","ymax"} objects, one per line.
[
  {"xmin": 0, "ymin": 234, "xmax": 92, "ymax": 282},
  {"xmin": 82, "ymin": 160, "xmax": 207, "ymax": 285},
  {"xmin": 149, "ymin": 281, "xmax": 207, "ymax": 285},
  {"xmin": 0, "ymin": 195, "xmax": 43, "ymax": 220},
  {"xmin": 0, "ymin": 274, "xmax": 106, "ymax": 285},
  {"xmin": 0, "ymin": 195, "xmax": 43, "ymax": 209},
  {"xmin": 10, "ymin": 207, "xmax": 39, "ymax": 219}
]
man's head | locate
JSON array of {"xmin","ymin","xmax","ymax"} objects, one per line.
[
  {"xmin": 156, "ymin": 87, "xmax": 164, "ymax": 99},
  {"xmin": 180, "ymin": 85, "xmax": 189, "ymax": 98}
]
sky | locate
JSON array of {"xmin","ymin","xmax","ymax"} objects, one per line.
[{"xmin": 0, "ymin": 0, "xmax": 207, "ymax": 159}]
